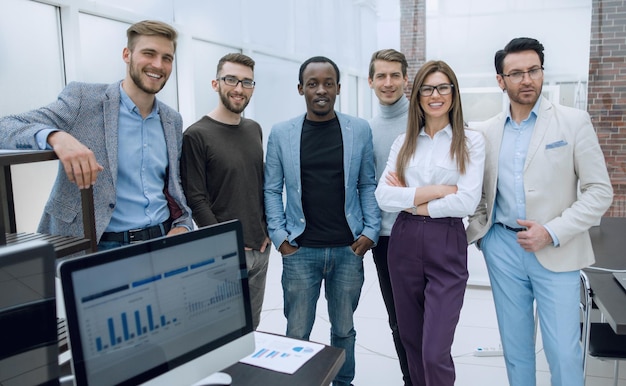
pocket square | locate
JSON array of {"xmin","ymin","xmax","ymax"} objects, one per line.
[{"xmin": 545, "ymin": 140, "xmax": 568, "ymax": 149}]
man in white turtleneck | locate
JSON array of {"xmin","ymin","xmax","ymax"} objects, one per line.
[{"xmin": 367, "ymin": 49, "xmax": 412, "ymax": 386}]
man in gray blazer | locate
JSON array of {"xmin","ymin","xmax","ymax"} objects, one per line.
[
  {"xmin": 264, "ymin": 56, "xmax": 380, "ymax": 386},
  {"xmin": 467, "ymin": 37, "xmax": 613, "ymax": 386},
  {"xmin": 0, "ymin": 20, "xmax": 192, "ymax": 249}
]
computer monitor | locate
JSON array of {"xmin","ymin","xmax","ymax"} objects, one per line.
[
  {"xmin": 0, "ymin": 240, "xmax": 59, "ymax": 386},
  {"xmin": 59, "ymin": 220, "xmax": 254, "ymax": 386}
]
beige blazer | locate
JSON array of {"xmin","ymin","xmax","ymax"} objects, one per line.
[{"xmin": 467, "ymin": 97, "xmax": 613, "ymax": 272}]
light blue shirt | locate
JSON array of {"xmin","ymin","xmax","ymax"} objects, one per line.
[
  {"xmin": 106, "ymin": 86, "xmax": 169, "ymax": 232},
  {"xmin": 494, "ymin": 101, "xmax": 559, "ymax": 245}
]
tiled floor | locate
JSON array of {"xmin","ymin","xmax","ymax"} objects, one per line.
[{"xmin": 257, "ymin": 248, "xmax": 625, "ymax": 386}]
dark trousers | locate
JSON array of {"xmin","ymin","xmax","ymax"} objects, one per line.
[
  {"xmin": 388, "ymin": 213, "xmax": 468, "ymax": 386},
  {"xmin": 372, "ymin": 236, "xmax": 412, "ymax": 386}
]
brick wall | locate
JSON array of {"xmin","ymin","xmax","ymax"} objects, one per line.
[
  {"xmin": 588, "ymin": 0, "xmax": 626, "ymax": 217},
  {"xmin": 400, "ymin": 0, "xmax": 426, "ymax": 98}
]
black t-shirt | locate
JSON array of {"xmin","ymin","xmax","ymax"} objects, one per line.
[{"xmin": 297, "ymin": 117, "xmax": 353, "ymax": 247}]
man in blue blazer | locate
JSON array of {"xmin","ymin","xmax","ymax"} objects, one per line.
[
  {"xmin": 0, "ymin": 20, "xmax": 192, "ymax": 248},
  {"xmin": 264, "ymin": 56, "xmax": 380, "ymax": 386}
]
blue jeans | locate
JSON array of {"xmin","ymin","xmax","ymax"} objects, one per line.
[
  {"xmin": 97, "ymin": 240, "xmax": 124, "ymax": 251},
  {"xmin": 481, "ymin": 224, "xmax": 583, "ymax": 386},
  {"xmin": 282, "ymin": 246, "xmax": 364, "ymax": 386}
]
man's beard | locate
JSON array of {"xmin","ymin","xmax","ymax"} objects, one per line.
[
  {"xmin": 129, "ymin": 58, "xmax": 167, "ymax": 95},
  {"xmin": 219, "ymin": 87, "xmax": 249, "ymax": 114}
]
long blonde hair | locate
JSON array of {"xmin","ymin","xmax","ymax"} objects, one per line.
[{"xmin": 396, "ymin": 60, "xmax": 469, "ymax": 185}]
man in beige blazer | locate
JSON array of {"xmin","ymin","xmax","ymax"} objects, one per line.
[{"xmin": 467, "ymin": 37, "xmax": 613, "ymax": 386}]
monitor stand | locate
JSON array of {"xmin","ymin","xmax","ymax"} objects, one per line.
[{"xmin": 191, "ymin": 372, "xmax": 232, "ymax": 386}]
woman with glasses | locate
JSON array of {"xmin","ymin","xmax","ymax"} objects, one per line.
[{"xmin": 375, "ymin": 60, "xmax": 485, "ymax": 386}]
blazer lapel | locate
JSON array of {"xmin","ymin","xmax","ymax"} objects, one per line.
[
  {"xmin": 524, "ymin": 97, "xmax": 551, "ymax": 171},
  {"xmin": 103, "ymin": 83, "xmax": 121, "ymax": 185},
  {"xmin": 289, "ymin": 115, "xmax": 305, "ymax": 188},
  {"xmin": 337, "ymin": 112, "xmax": 353, "ymax": 186},
  {"xmin": 158, "ymin": 102, "xmax": 176, "ymax": 165}
]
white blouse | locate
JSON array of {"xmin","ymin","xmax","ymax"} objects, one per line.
[{"xmin": 375, "ymin": 124, "xmax": 485, "ymax": 218}]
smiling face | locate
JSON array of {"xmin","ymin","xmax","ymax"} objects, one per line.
[
  {"xmin": 497, "ymin": 50, "xmax": 543, "ymax": 108},
  {"xmin": 298, "ymin": 61, "xmax": 340, "ymax": 121},
  {"xmin": 124, "ymin": 34, "xmax": 174, "ymax": 95},
  {"xmin": 214, "ymin": 61, "xmax": 254, "ymax": 114},
  {"xmin": 368, "ymin": 60, "xmax": 408, "ymax": 105},
  {"xmin": 419, "ymin": 71, "xmax": 452, "ymax": 123}
]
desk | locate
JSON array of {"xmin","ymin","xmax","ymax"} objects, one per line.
[
  {"xmin": 223, "ymin": 344, "xmax": 345, "ymax": 386},
  {"xmin": 586, "ymin": 217, "xmax": 626, "ymax": 334},
  {"xmin": 57, "ymin": 338, "xmax": 345, "ymax": 386}
]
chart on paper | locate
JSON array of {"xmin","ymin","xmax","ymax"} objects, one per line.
[{"xmin": 240, "ymin": 332, "xmax": 324, "ymax": 374}]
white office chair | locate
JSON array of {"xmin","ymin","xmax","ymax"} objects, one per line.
[{"xmin": 580, "ymin": 270, "xmax": 626, "ymax": 386}]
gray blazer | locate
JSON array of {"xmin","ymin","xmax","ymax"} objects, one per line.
[
  {"xmin": 0, "ymin": 81, "xmax": 193, "ymax": 242},
  {"xmin": 466, "ymin": 97, "xmax": 613, "ymax": 272}
]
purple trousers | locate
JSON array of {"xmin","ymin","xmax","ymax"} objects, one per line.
[{"xmin": 388, "ymin": 212, "xmax": 468, "ymax": 386}]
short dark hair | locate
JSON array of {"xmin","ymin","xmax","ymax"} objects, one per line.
[
  {"xmin": 368, "ymin": 49, "xmax": 408, "ymax": 79},
  {"xmin": 216, "ymin": 53, "xmax": 255, "ymax": 77},
  {"xmin": 298, "ymin": 56, "xmax": 340, "ymax": 85},
  {"xmin": 495, "ymin": 37, "xmax": 544, "ymax": 75},
  {"xmin": 127, "ymin": 20, "xmax": 178, "ymax": 52}
]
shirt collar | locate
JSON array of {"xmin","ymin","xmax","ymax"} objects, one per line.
[
  {"xmin": 418, "ymin": 123, "xmax": 453, "ymax": 137},
  {"xmin": 505, "ymin": 98, "xmax": 541, "ymax": 126},
  {"xmin": 119, "ymin": 83, "xmax": 159, "ymax": 117}
]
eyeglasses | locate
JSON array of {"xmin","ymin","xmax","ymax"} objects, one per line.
[
  {"xmin": 500, "ymin": 67, "xmax": 544, "ymax": 83},
  {"xmin": 219, "ymin": 76, "xmax": 255, "ymax": 89},
  {"xmin": 419, "ymin": 83, "xmax": 454, "ymax": 96}
]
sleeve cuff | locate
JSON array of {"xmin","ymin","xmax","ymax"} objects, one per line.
[{"xmin": 543, "ymin": 224, "xmax": 560, "ymax": 247}]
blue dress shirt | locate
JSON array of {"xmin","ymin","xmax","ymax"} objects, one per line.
[
  {"xmin": 494, "ymin": 101, "xmax": 559, "ymax": 245},
  {"xmin": 106, "ymin": 86, "xmax": 169, "ymax": 232}
]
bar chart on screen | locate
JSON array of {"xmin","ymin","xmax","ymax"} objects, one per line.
[{"xmin": 75, "ymin": 252, "xmax": 245, "ymax": 359}]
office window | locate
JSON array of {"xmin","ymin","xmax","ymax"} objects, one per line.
[
  {"xmin": 359, "ymin": 77, "xmax": 373, "ymax": 120},
  {"xmin": 249, "ymin": 54, "xmax": 303, "ymax": 150},
  {"xmin": 0, "ymin": 0, "xmax": 64, "ymax": 233},
  {"xmin": 0, "ymin": 0, "xmax": 64, "ymax": 115},
  {"xmin": 346, "ymin": 75, "xmax": 359, "ymax": 117}
]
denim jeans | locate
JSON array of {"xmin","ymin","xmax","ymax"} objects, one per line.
[
  {"xmin": 281, "ymin": 246, "xmax": 364, "ymax": 386},
  {"xmin": 97, "ymin": 240, "xmax": 124, "ymax": 251}
]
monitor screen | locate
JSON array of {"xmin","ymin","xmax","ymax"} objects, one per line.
[
  {"xmin": 59, "ymin": 220, "xmax": 254, "ymax": 386},
  {"xmin": 0, "ymin": 240, "xmax": 59, "ymax": 386}
]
